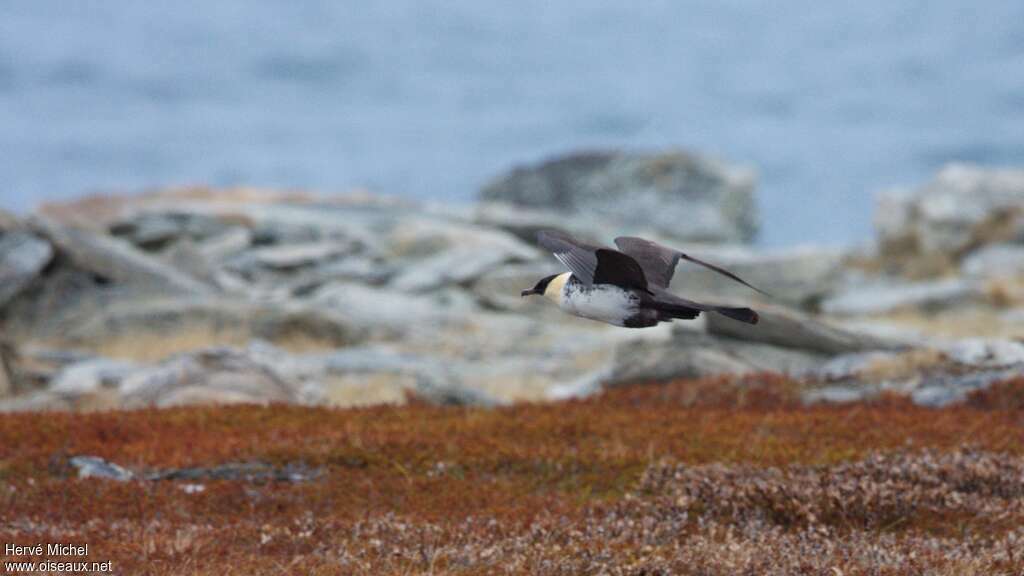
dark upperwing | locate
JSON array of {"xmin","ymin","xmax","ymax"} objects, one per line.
[
  {"xmin": 614, "ymin": 236, "xmax": 771, "ymax": 296},
  {"xmin": 537, "ymin": 230, "xmax": 650, "ymax": 292}
]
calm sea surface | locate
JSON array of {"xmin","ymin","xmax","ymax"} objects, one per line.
[{"xmin": 2, "ymin": 1, "xmax": 1023, "ymax": 245}]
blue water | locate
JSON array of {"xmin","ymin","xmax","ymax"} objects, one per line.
[{"xmin": 2, "ymin": 2, "xmax": 1023, "ymax": 245}]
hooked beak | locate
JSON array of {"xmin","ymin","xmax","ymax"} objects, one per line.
[{"xmin": 521, "ymin": 288, "xmax": 538, "ymax": 297}]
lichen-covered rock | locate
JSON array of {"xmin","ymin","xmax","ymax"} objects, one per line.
[
  {"xmin": 63, "ymin": 297, "xmax": 365, "ymax": 351},
  {"xmin": 876, "ymin": 164, "xmax": 1024, "ymax": 277},
  {"xmin": 30, "ymin": 217, "xmax": 216, "ymax": 297},
  {"xmin": 821, "ymin": 278, "xmax": 979, "ymax": 316},
  {"xmin": 480, "ymin": 150, "xmax": 758, "ymax": 244},
  {"xmin": 119, "ymin": 347, "xmax": 300, "ymax": 408},
  {"xmin": 0, "ymin": 231, "xmax": 54, "ymax": 308},
  {"xmin": 960, "ymin": 244, "xmax": 1024, "ymax": 279}
]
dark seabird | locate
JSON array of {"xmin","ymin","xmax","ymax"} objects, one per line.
[{"xmin": 521, "ymin": 230, "xmax": 764, "ymax": 327}]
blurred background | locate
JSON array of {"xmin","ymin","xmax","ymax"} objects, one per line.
[{"xmin": 2, "ymin": 1, "xmax": 1023, "ymax": 245}]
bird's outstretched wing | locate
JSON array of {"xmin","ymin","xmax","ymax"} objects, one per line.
[
  {"xmin": 614, "ymin": 236, "xmax": 770, "ymax": 296},
  {"xmin": 537, "ymin": 230, "xmax": 649, "ymax": 291}
]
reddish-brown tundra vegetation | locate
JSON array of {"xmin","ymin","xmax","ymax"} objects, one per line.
[{"xmin": 2, "ymin": 374, "xmax": 1024, "ymax": 575}]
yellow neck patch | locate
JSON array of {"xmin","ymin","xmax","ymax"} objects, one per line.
[{"xmin": 543, "ymin": 272, "xmax": 571, "ymax": 304}]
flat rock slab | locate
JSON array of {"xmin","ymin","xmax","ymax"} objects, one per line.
[
  {"xmin": 30, "ymin": 218, "xmax": 215, "ymax": 297},
  {"xmin": 822, "ymin": 278, "xmax": 978, "ymax": 316},
  {"xmin": 0, "ymin": 231, "xmax": 54, "ymax": 307}
]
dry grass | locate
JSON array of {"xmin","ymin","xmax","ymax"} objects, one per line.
[{"xmin": 2, "ymin": 374, "xmax": 1023, "ymax": 574}]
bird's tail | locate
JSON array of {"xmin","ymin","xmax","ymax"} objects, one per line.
[
  {"xmin": 710, "ymin": 306, "xmax": 759, "ymax": 324},
  {"xmin": 651, "ymin": 298, "xmax": 759, "ymax": 325}
]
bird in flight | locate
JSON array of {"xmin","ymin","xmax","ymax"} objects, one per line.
[{"xmin": 521, "ymin": 230, "xmax": 765, "ymax": 328}]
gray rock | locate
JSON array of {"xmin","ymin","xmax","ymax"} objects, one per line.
[
  {"xmin": 195, "ymin": 226, "xmax": 253, "ymax": 262},
  {"xmin": 705, "ymin": 305, "xmax": 906, "ymax": 355},
  {"xmin": 282, "ymin": 258, "xmax": 395, "ymax": 296},
  {"xmin": 961, "ymin": 244, "xmax": 1024, "ymax": 279},
  {"xmin": 668, "ymin": 244, "xmax": 846, "ymax": 308},
  {"xmin": 944, "ymin": 338, "xmax": 1024, "ymax": 368},
  {"xmin": 603, "ymin": 334, "xmax": 755, "ymax": 387},
  {"xmin": 545, "ymin": 367, "xmax": 611, "ymax": 401},
  {"xmin": 119, "ymin": 347, "xmax": 299, "ymax": 408},
  {"xmin": 0, "ymin": 341, "xmax": 12, "ymax": 398},
  {"xmin": 110, "ymin": 212, "xmax": 237, "ymax": 250},
  {"xmin": 821, "ymin": 278, "xmax": 978, "ymax": 316},
  {"xmin": 466, "ymin": 201, "xmax": 620, "ymax": 247},
  {"xmin": 803, "ymin": 385, "xmax": 871, "ymax": 404},
  {"xmin": 876, "ymin": 164, "xmax": 1024, "ymax": 275},
  {"xmin": 911, "ymin": 369, "xmax": 1021, "ymax": 407},
  {"xmin": 30, "ymin": 217, "xmax": 215, "ymax": 297},
  {"xmin": 50, "ymin": 358, "xmax": 141, "ymax": 397},
  {"xmin": 0, "ymin": 231, "xmax": 54, "ymax": 307},
  {"xmin": 240, "ymin": 241, "xmax": 357, "ymax": 271},
  {"xmin": 0, "ymin": 263, "xmax": 132, "ymax": 342},
  {"xmin": 387, "ymin": 223, "xmax": 538, "ymax": 292},
  {"xmin": 0, "ymin": 390, "xmax": 73, "ymax": 412},
  {"xmin": 110, "ymin": 213, "xmax": 182, "ymax": 249},
  {"xmin": 480, "ymin": 150, "xmax": 758, "ymax": 244},
  {"xmin": 70, "ymin": 456, "xmax": 135, "ymax": 482},
  {"xmin": 312, "ymin": 282, "xmax": 478, "ymax": 339},
  {"xmin": 147, "ymin": 461, "xmax": 321, "ymax": 483},
  {"xmin": 469, "ymin": 261, "xmax": 565, "ymax": 312},
  {"xmin": 64, "ymin": 298, "xmax": 364, "ymax": 349},
  {"xmin": 810, "ymin": 351, "xmax": 901, "ymax": 381},
  {"xmin": 316, "ymin": 347, "xmax": 498, "ymax": 407}
]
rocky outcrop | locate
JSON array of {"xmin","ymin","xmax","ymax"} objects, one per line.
[
  {"xmin": 0, "ymin": 230, "xmax": 54, "ymax": 308},
  {"xmin": 480, "ymin": 150, "xmax": 758, "ymax": 244},
  {"xmin": 3, "ymin": 157, "xmax": 1023, "ymax": 412},
  {"xmin": 30, "ymin": 217, "xmax": 216, "ymax": 297},
  {"xmin": 876, "ymin": 164, "xmax": 1024, "ymax": 277}
]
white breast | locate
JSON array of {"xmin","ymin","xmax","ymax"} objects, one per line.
[{"xmin": 560, "ymin": 281, "xmax": 637, "ymax": 326}]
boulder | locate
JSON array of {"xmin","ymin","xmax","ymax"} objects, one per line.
[
  {"xmin": 311, "ymin": 282, "xmax": 478, "ymax": 339},
  {"xmin": 821, "ymin": 278, "xmax": 979, "ymax": 316},
  {"xmin": 961, "ymin": 244, "xmax": 1024, "ymax": 279},
  {"xmin": 109, "ymin": 211, "xmax": 239, "ymax": 251},
  {"xmin": 49, "ymin": 358, "xmax": 141, "ymax": 396},
  {"xmin": 282, "ymin": 257, "xmax": 395, "ymax": 297},
  {"xmin": 0, "ymin": 231, "xmax": 54, "ymax": 308},
  {"xmin": 69, "ymin": 456, "xmax": 135, "ymax": 481},
  {"xmin": 480, "ymin": 150, "xmax": 758, "ymax": 244},
  {"xmin": 603, "ymin": 335, "xmax": 754, "ymax": 387},
  {"xmin": 231, "ymin": 240, "xmax": 357, "ymax": 272},
  {"xmin": 29, "ymin": 218, "xmax": 215, "ymax": 297},
  {"xmin": 119, "ymin": 347, "xmax": 299, "ymax": 408},
  {"xmin": 876, "ymin": 164, "xmax": 1024, "ymax": 277},
  {"xmin": 386, "ymin": 221, "xmax": 539, "ymax": 292},
  {"xmin": 315, "ymin": 348, "xmax": 498, "ymax": 407},
  {"xmin": 468, "ymin": 261, "xmax": 565, "ymax": 313},
  {"xmin": 910, "ymin": 368, "xmax": 1022, "ymax": 407},
  {"xmin": 63, "ymin": 297, "xmax": 365, "ymax": 352},
  {"xmin": 944, "ymin": 338, "xmax": 1024, "ymax": 368}
]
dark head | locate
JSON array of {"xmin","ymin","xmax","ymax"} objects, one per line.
[{"xmin": 521, "ymin": 274, "xmax": 560, "ymax": 297}]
